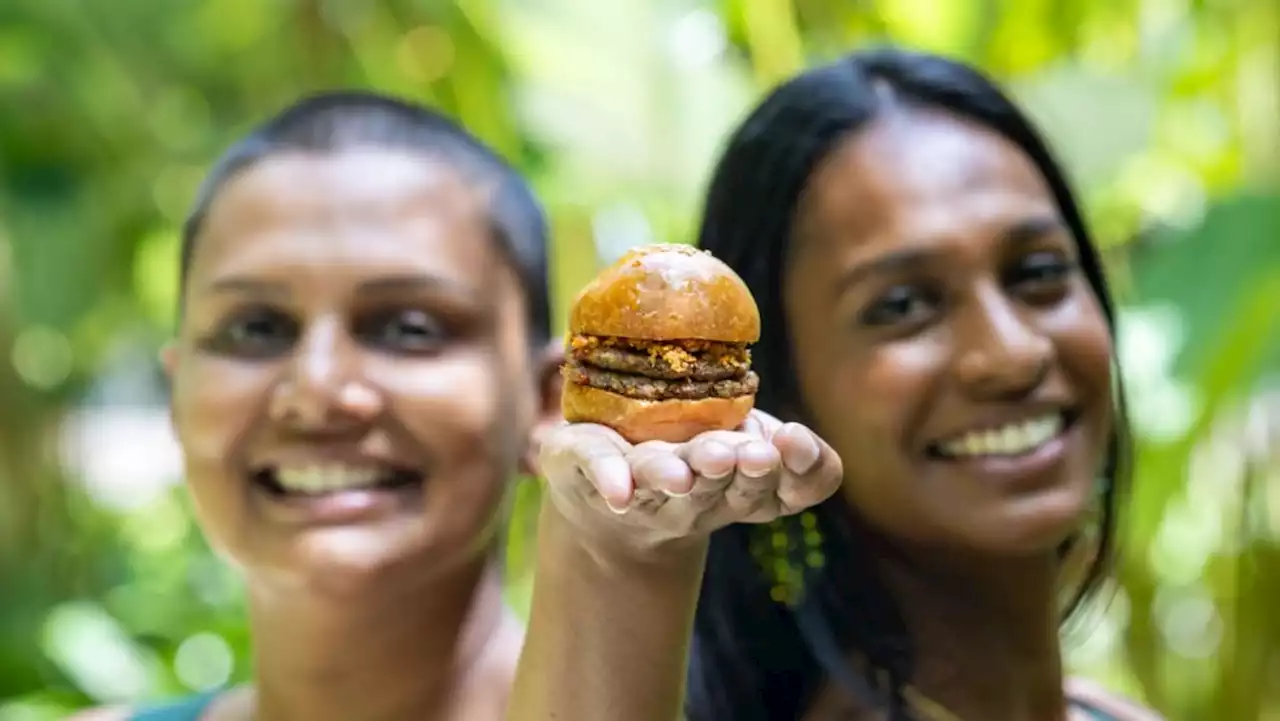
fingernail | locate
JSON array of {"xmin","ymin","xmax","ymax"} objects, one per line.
[
  {"xmin": 604, "ymin": 498, "xmax": 630, "ymax": 514},
  {"xmin": 784, "ymin": 428, "xmax": 820, "ymax": 475},
  {"xmin": 699, "ymin": 442, "xmax": 734, "ymax": 479},
  {"xmin": 589, "ymin": 456, "xmax": 632, "ymax": 501},
  {"xmin": 738, "ymin": 442, "xmax": 777, "ymax": 478},
  {"xmin": 661, "ymin": 487, "xmax": 691, "ymax": 498},
  {"xmin": 651, "ymin": 456, "xmax": 692, "ymax": 495}
]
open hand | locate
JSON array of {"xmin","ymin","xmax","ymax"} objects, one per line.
[{"xmin": 535, "ymin": 409, "xmax": 842, "ymax": 554}]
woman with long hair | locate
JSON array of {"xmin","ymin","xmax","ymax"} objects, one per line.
[{"xmin": 511, "ymin": 48, "xmax": 1163, "ymax": 720}]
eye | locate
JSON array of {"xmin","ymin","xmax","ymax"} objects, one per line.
[
  {"xmin": 1006, "ymin": 251, "xmax": 1075, "ymax": 302},
  {"xmin": 859, "ymin": 285, "xmax": 941, "ymax": 328},
  {"xmin": 201, "ymin": 306, "xmax": 298, "ymax": 358},
  {"xmin": 357, "ymin": 308, "xmax": 450, "ymax": 354}
]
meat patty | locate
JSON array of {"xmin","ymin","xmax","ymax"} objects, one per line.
[
  {"xmin": 562, "ymin": 361, "xmax": 759, "ymax": 401},
  {"xmin": 575, "ymin": 345, "xmax": 745, "ymax": 381},
  {"xmin": 569, "ymin": 334, "xmax": 750, "ymax": 380}
]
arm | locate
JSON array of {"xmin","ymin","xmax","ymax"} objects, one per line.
[
  {"xmin": 508, "ymin": 501, "xmax": 706, "ymax": 721},
  {"xmin": 507, "ymin": 413, "xmax": 842, "ymax": 721}
]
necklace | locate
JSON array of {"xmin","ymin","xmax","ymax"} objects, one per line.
[
  {"xmin": 902, "ymin": 685, "xmax": 964, "ymax": 720},
  {"xmin": 860, "ymin": 665, "xmax": 964, "ymax": 720}
]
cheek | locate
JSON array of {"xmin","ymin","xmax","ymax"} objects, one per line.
[
  {"xmin": 819, "ymin": 340, "xmax": 945, "ymax": 451},
  {"xmin": 803, "ymin": 341, "xmax": 947, "ymax": 517},
  {"xmin": 373, "ymin": 349, "xmax": 514, "ymax": 484},
  {"xmin": 171, "ymin": 359, "xmax": 275, "ymax": 551},
  {"xmin": 173, "ymin": 358, "xmax": 273, "ymax": 468},
  {"xmin": 1049, "ymin": 292, "xmax": 1114, "ymax": 398},
  {"xmin": 1051, "ymin": 294, "xmax": 1115, "ymax": 442}
]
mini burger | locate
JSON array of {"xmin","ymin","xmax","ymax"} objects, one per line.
[{"xmin": 561, "ymin": 243, "xmax": 761, "ymax": 443}]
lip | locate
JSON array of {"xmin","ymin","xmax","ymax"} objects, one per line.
[
  {"xmin": 928, "ymin": 418, "xmax": 1078, "ymax": 490},
  {"xmin": 252, "ymin": 483, "xmax": 423, "ymax": 526}
]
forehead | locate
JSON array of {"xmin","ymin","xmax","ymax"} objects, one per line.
[
  {"xmin": 189, "ymin": 149, "xmax": 502, "ymax": 288},
  {"xmin": 796, "ymin": 109, "xmax": 1061, "ymax": 261}
]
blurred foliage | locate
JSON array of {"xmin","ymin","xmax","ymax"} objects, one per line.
[{"xmin": 0, "ymin": 0, "xmax": 1277, "ymax": 719}]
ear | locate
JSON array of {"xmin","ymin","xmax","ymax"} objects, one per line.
[
  {"xmin": 158, "ymin": 341, "xmax": 186, "ymax": 435},
  {"xmin": 520, "ymin": 338, "xmax": 564, "ymax": 476},
  {"xmin": 159, "ymin": 341, "xmax": 179, "ymax": 381}
]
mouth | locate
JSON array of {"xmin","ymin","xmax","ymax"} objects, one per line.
[
  {"xmin": 252, "ymin": 462, "xmax": 424, "ymax": 497},
  {"xmin": 926, "ymin": 410, "xmax": 1078, "ymax": 460}
]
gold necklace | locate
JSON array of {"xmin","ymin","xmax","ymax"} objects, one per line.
[{"xmin": 863, "ymin": 665, "xmax": 964, "ymax": 720}]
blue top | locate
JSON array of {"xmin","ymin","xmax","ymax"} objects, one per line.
[{"xmin": 128, "ymin": 692, "xmax": 219, "ymax": 721}]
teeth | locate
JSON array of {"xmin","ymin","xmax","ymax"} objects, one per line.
[
  {"xmin": 940, "ymin": 414, "xmax": 1063, "ymax": 458},
  {"xmin": 274, "ymin": 464, "xmax": 382, "ymax": 494}
]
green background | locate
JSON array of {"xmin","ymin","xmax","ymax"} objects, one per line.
[{"xmin": 1, "ymin": 1, "xmax": 1278, "ymax": 719}]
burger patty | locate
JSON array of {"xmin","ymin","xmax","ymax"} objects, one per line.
[
  {"xmin": 563, "ymin": 361, "xmax": 759, "ymax": 401},
  {"xmin": 568, "ymin": 334, "xmax": 750, "ymax": 381},
  {"xmin": 574, "ymin": 345, "xmax": 744, "ymax": 381}
]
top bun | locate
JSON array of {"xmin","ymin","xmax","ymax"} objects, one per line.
[{"xmin": 568, "ymin": 244, "xmax": 761, "ymax": 342}]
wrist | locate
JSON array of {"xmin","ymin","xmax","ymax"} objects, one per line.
[{"xmin": 538, "ymin": 497, "xmax": 709, "ymax": 580}]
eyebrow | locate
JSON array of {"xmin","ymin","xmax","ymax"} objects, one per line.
[
  {"xmin": 200, "ymin": 273, "xmax": 478, "ymax": 299},
  {"xmin": 830, "ymin": 215, "xmax": 1066, "ymax": 298},
  {"xmin": 202, "ymin": 277, "xmax": 288, "ymax": 297},
  {"xmin": 355, "ymin": 273, "xmax": 479, "ymax": 299}
]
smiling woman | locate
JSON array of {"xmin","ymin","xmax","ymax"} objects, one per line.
[
  {"xmin": 507, "ymin": 47, "xmax": 1165, "ymax": 721},
  {"xmin": 688, "ymin": 47, "xmax": 1156, "ymax": 721},
  {"xmin": 69, "ymin": 92, "xmax": 562, "ymax": 721}
]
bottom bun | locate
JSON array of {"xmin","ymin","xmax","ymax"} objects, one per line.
[{"xmin": 562, "ymin": 383, "xmax": 755, "ymax": 444}]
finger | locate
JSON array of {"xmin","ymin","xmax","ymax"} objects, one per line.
[
  {"xmin": 736, "ymin": 438, "xmax": 782, "ymax": 480},
  {"xmin": 725, "ymin": 441, "xmax": 782, "ymax": 518},
  {"xmin": 528, "ymin": 419, "xmax": 567, "ymax": 459},
  {"xmin": 629, "ymin": 488, "xmax": 669, "ymax": 515},
  {"xmin": 538, "ymin": 422, "xmax": 630, "ymax": 469},
  {"xmin": 629, "ymin": 442, "xmax": 694, "ymax": 497},
  {"xmin": 773, "ymin": 422, "xmax": 821, "ymax": 475},
  {"xmin": 684, "ymin": 462, "xmax": 736, "ymax": 509},
  {"xmin": 741, "ymin": 408, "xmax": 783, "ymax": 440},
  {"xmin": 740, "ymin": 412, "xmax": 766, "ymax": 438},
  {"xmin": 542, "ymin": 423, "xmax": 635, "ymax": 511},
  {"xmin": 587, "ymin": 455, "xmax": 636, "ymax": 513},
  {"xmin": 678, "ymin": 433, "xmax": 742, "ymax": 481},
  {"xmin": 774, "ymin": 425, "xmax": 844, "ymax": 515}
]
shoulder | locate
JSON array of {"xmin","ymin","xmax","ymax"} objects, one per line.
[
  {"xmin": 1065, "ymin": 677, "xmax": 1167, "ymax": 721},
  {"xmin": 66, "ymin": 689, "xmax": 233, "ymax": 721},
  {"xmin": 64, "ymin": 709, "xmax": 131, "ymax": 721}
]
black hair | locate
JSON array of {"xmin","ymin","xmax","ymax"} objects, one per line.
[
  {"xmin": 179, "ymin": 91, "xmax": 551, "ymax": 341},
  {"xmin": 686, "ymin": 47, "xmax": 1132, "ymax": 720}
]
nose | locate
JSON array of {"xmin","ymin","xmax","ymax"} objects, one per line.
[
  {"xmin": 269, "ymin": 319, "xmax": 382, "ymax": 429},
  {"xmin": 952, "ymin": 289, "xmax": 1052, "ymax": 400}
]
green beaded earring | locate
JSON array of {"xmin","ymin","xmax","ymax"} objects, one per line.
[{"xmin": 749, "ymin": 510, "xmax": 826, "ymax": 607}]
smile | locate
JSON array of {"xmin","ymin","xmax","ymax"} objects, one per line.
[
  {"xmin": 254, "ymin": 462, "xmax": 422, "ymax": 496},
  {"xmin": 932, "ymin": 412, "xmax": 1071, "ymax": 459}
]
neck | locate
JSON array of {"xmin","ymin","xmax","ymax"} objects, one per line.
[
  {"xmin": 246, "ymin": 555, "xmax": 518, "ymax": 721},
  {"xmin": 879, "ymin": 547, "xmax": 1067, "ymax": 721}
]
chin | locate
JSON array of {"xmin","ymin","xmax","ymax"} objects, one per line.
[
  {"xmin": 970, "ymin": 484, "xmax": 1093, "ymax": 555},
  {"xmin": 240, "ymin": 519, "xmax": 442, "ymax": 599}
]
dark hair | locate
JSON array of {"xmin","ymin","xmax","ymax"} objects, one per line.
[
  {"xmin": 686, "ymin": 47, "xmax": 1132, "ymax": 720},
  {"xmin": 180, "ymin": 91, "xmax": 551, "ymax": 341}
]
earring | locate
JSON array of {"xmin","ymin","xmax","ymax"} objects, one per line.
[{"xmin": 750, "ymin": 511, "xmax": 826, "ymax": 607}]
